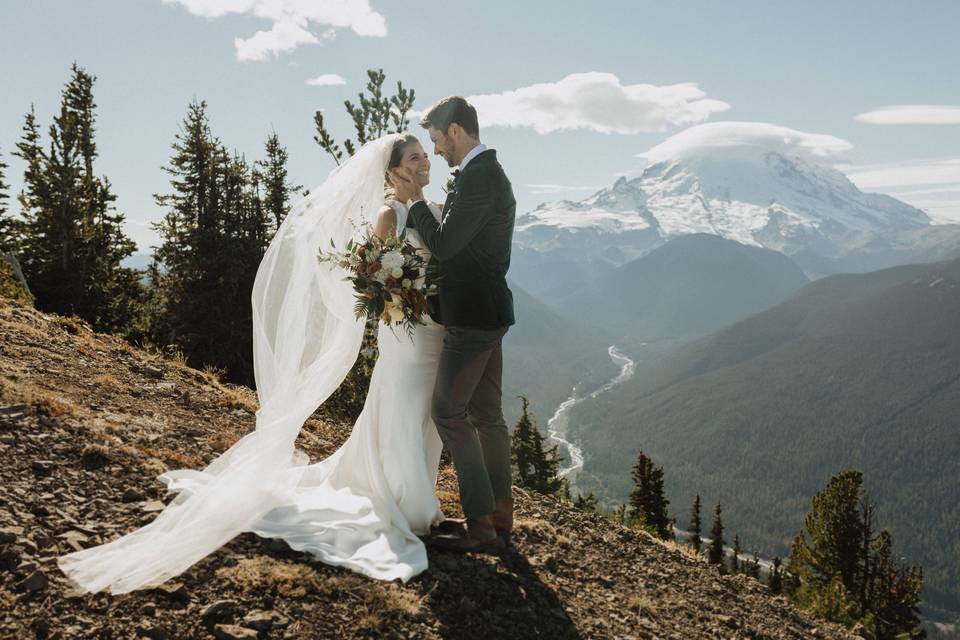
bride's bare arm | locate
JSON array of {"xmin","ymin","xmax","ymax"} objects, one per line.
[{"xmin": 373, "ymin": 205, "xmax": 397, "ymax": 240}]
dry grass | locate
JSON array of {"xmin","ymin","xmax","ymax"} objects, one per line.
[
  {"xmin": 206, "ymin": 429, "xmax": 243, "ymax": 453},
  {"xmin": 659, "ymin": 536, "xmax": 707, "ymax": 562},
  {"xmin": 163, "ymin": 345, "xmax": 189, "ymax": 369},
  {"xmin": 91, "ymin": 373, "xmax": 124, "ymax": 392},
  {"xmin": 139, "ymin": 457, "xmax": 170, "ymax": 476},
  {"xmin": 202, "ymin": 364, "xmax": 226, "ymax": 384},
  {"xmin": 53, "ymin": 314, "xmax": 92, "ymax": 337},
  {"xmin": 214, "ymin": 556, "xmax": 328, "ymax": 598},
  {"xmin": 370, "ymin": 584, "xmax": 424, "ymax": 616},
  {"xmin": 627, "ymin": 593, "xmax": 659, "ymax": 617},
  {"xmin": 0, "ymin": 378, "xmax": 87, "ymax": 420},
  {"xmin": 215, "ymin": 385, "xmax": 259, "ymax": 413},
  {"xmin": 129, "ymin": 442, "xmax": 205, "ymax": 468},
  {"xmin": 80, "ymin": 443, "xmax": 112, "ymax": 469}
]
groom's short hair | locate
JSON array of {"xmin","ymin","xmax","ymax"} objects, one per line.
[{"xmin": 420, "ymin": 96, "xmax": 479, "ymax": 138}]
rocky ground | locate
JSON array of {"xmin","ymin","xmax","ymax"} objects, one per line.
[{"xmin": 0, "ymin": 296, "xmax": 862, "ymax": 639}]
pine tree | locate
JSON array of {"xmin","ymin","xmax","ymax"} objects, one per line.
[
  {"xmin": 708, "ymin": 501, "xmax": 725, "ymax": 567},
  {"xmin": 313, "ymin": 69, "xmax": 416, "ymax": 165},
  {"xmin": 12, "ymin": 65, "xmax": 142, "ymax": 333},
  {"xmin": 0, "ymin": 146, "xmax": 9, "ymax": 239},
  {"xmin": 149, "ymin": 101, "xmax": 296, "ymax": 386},
  {"xmin": 786, "ymin": 470, "xmax": 924, "ymax": 638},
  {"xmin": 731, "ymin": 534, "xmax": 741, "ymax": 574},
  {"xmin": 744, "ymin": 551, "xmax": 761, "ymax": 580},
  {"xmin": 688, "ymin": 494, "xmax": 702, "ymax": 553},
  {"xmin": 628, "ymin": 452, "xmax": 671, "ymax": 539},
  {"xmin": 0, "ymin": 147, "xmax": 31, "ymax": 303},
  {"xmin": 510, "ymin": 396, "xmax": 568, "ymax": 495},
  {"xmin": 770, "ymin": 555, "xmax": 783, "ymax": 594},
  {"xmin": 257, "ymin": 132, "xmax": 301, "ymax": 236},
  {"xmin": 573, "ymin": 491, "xmax": 598, "ymax": 513},
  {"xmin": 612, "ymin": 503, "xmax": 628, "ymax": 525}
]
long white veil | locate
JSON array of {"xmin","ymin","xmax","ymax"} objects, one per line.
[{"xmin": 58, "ymin": 134, "xmax": 403, "ymax": 594}]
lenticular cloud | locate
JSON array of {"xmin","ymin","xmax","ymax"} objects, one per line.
[{"xmin": 639, "ymin": 121, "xmax": 853, "ymax": 164}]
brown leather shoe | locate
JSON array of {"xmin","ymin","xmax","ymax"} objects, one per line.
[
  {"xmin": 432, "ymin": 505, "xmax": 513, "ymax": 545},
  {"xmin": 428, "ymin": 517, "xmax": 505, "ymax": 555}
]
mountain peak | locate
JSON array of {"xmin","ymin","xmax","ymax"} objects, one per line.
[{"xmin": 513, "ymin": 143, "xmax": 944, "ymax": 278}]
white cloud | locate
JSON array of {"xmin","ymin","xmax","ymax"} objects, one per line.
[
  {"xmin": 838, "ymin": 158, "xmax": 960, "ymax": 190},
  {"xmin": 854, "ymin": 105, "xmax": 960, "ymax": 125},
  {"xmin": 639, "ymin": 121, "xmax": 853, "ymax": 164},
  {"xmin": 460, "ymin": 72, "xmax": 729, "ymax": 135},
  {"xmin": 306, "ymin": 73, "xmax": 346, "ymax": 87},
  {"xmin": 840, "ymin": 158, "xmax": 960, "ymax": 224},
  {"xmin": 162, "ymin": 0, "xmax": 386, "ymax": 61}
]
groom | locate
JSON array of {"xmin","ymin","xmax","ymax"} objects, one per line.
[{"xmin": 402, "ymin": 96, "xmax": 516, "ymax": 553}]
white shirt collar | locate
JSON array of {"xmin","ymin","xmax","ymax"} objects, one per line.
[{"xmin": 459, "ymin": 143, "xmax": 488, "ymax": 172}]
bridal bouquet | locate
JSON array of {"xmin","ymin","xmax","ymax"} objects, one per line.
[{"xmin": 319, "ymin": 226, "xmax": 437, "ymax": 334}]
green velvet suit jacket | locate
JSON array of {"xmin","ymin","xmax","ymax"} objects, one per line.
[{"xmin": 407, "ymin": 148, "xmax": 516, "ymax": 329}]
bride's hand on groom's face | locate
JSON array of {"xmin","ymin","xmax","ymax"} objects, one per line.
[{"xmin": 389, "ymin": 168, "xmax": 423, "ymax": 203}]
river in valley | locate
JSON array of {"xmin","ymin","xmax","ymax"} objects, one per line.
[{"xmin": 545, "ymin": 345, "xmax": 637, "ymax": 485}]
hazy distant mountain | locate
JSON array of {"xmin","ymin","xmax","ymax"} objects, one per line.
[
  {"xmin": 554, "ymin": 234, "xmax": 809, "ymax": 343},
  {"xmin": 567, "ymin": 256, "xmax": 960, "ymax": 615},
  {"xmin": 502, "ymin": 281, "xmax": 616, "ymax": 424}
]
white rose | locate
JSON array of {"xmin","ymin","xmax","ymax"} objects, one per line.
[
  {"xmin": 391, "ymin": 267, "xmax": 403, "ymax": 279},
  {"xmin": 381, "ymin": 250, "xmax": 404, "ymax": 272}
]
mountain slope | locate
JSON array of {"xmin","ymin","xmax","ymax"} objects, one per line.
[
  {"xmin": 567, "ymin": 257, "xmax": 960, "ymax": 618},
  {"xmin": 556, "ymin": 234, "xmax": 809, "ymax": 343},
  {"xmin": 0, "ymin": 296, "xmax": 856, "ymax": 639},
  {"xmin": 503, "ymin": 281, "xmax": 618, "ymax": 424}
]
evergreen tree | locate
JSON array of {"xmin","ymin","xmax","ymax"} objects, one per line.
[
  {"xmin": 257, "ymin": 132, "xmax": 301, "ymax": 236},
  {"xmin": 573, "ymin": 491, "xmax": 598, "ymax": 513},
  {"xmin": 510, "ymin": 396, "xmax": 568, "ymax": 495},
  {"xmin": 688, "ymin": 494, "xmax": 702, "ymax": 553},
  {"xmin": 149, "ymin": 101, "xmax": 298, "ymax": 386},
  {"xmin": 708, "ymin": 501, "xmax": 725, "ymax": 567},
  {"xmin": 786, "ymin": 470, "xmax": 924, "ymax": 638},
  {"xmin": 770, "ymin": 555, "xmax": 783, "ymax": 594},
  {"xmin": 13, "ymin": 65, "xmax": 142, "ymax": 334},
  {"xmin": 731, "ymin": 534, "xmax": 741, "ymax": 574},
  {"xmin": 0, "ymin": 146, "xmax": 10, "ymax": 242},
  {"xmin": 627, "ymin": 451, "xmax": 671, "ymax": 539},
  {"xmin": 0, "ymin": 147, "xmax": 31, "ymax": 303},
  {"xmin": 743, "ymin": 551, "xmax": 761, "ymax": 580},
  {"xmin": 313, "ymin": 69, "xmax": 416, "ymax": 165},
  {"xmin": 612, "ymin": 503, "xmax": 628, "ymax": 525}
]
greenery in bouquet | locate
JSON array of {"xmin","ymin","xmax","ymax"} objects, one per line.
[{"xmin": 319, "ymin": 226, "xmax": 437, "ymax": 336}]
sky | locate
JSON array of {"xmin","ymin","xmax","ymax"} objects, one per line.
[{"xmin": 2, "ymin": 0, "xmax": 959, "ymax": 253}]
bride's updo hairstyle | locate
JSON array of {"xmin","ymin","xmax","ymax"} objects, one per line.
[{"xmin": 385, "ymin": 133, "xmax": 420, "ymax": 199}]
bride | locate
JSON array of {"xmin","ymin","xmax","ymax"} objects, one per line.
[{"xmin": 58, "ymin": 133, "xmax": 450, "ymax": 592}]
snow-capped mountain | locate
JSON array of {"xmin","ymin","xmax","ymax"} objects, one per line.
[{"xmin": 514, "ymin": 146, "xmax": 954, "ymax": 275}]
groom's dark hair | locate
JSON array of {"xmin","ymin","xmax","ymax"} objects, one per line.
[{"xmin": 420, "ymin": 96, "xmax": 479, "ymax": 138}]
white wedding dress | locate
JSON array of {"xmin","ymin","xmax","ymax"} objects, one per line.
[
  {"xmin": 57, "ymin": 136, "xmax": 450, "ymax": 593},
  {"xmin": 248, "ymin": 200, "xmax": 446, "ymax": 581}
]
